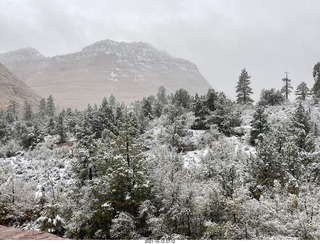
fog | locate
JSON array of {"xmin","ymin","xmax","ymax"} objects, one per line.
[{"xmin": 1, "ymin": 0, "xmax": 320, "ymax": 101}]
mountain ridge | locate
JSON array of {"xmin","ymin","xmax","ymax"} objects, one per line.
[{"xmin": 0, "ymin": 40, "xmax": 212, "ymax": 110}]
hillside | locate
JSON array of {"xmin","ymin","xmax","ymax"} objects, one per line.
[
  {"xmin": 1, "ymin": 94, "xmax": 320, "ymax": 239},
  {"xmin": 0, "ymin": 40, "xmax": 212, "ymax": 110},
  {"xmin": 0, "ymin": 63, "xmax": 41, "ymax": 111}
]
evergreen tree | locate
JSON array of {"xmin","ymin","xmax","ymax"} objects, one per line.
[
  {"xmin": 142, "ymin": 97, "xmax": 153, "ymax": 119},
  {"xmin": 47, "ymin": 117, "xmax": 55, "ymax": 135},
  {"xmin": 295, "ymin": 82, "xmax": 310, "ymax": 101},
  {"xmin": 206, "ymin": 88, "xmax": 218, "ymax": 111},
  {"xmin": 0, "ymin": 118, "xmax": 9, "ymax": 143},
  {"xmin": 172, "ymin": 88, "xmax": 192, "ymax": 109},
  {"xmin": 23, "ymin": 101, "xmax": 33, "ymax": 121},
  {"xmin": 258, "ymin": 88, "xmax": 285, "ymax": 106},
  {"xmin": 192, "ymin": 93, "xmax": 209, "ymax": 130},
  {"xmin": 39, "ymin": 98, "xmax": 47, "ymax": 117},
  {"xmin": 157, "ymin": 86, "xmax": 168, "ymax": 105},
  {"xmin": 56, "ymin": 112, "xmax": 67, "ymax": 143},
  {"xmin": 281, "ymin": 72, "xmax": 293, "ymax": 100},
  {"xmin": 236, "ymin": 68, "xmax": 254, "ymax": 105},
  {"xmin": 291, "ymin": 103, "xmax": 315, "ymax": 153},
  {"xmin": 312, "ymin": 62, "xmax": 320, "ymax": 98},
  {"xmin": 5, "ymin": 100, "xmax": 19, "ymax": 123},
  {"xmin": 250, "ymin": 106, "xmax": 269, "ymax": 145},
  {"xmin": 292, "ymin": 103, "xmax": 311, "ymax": 134},
  {"xmin": 46, "ymin": 95, "xmax": 55, "ymax": 117}
]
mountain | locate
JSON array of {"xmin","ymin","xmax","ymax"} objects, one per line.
[
  {"xmin": 0, "ymin": 40, "xmax": 212, "ymax": 110},
  {"xmin": 0, "ymin": 63, "xmax": 41, "ymax": 111}
]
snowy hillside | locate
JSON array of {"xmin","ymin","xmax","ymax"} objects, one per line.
[{"xmin": 1, "ymin": 84, "xmax": 320, "ymax": 240}]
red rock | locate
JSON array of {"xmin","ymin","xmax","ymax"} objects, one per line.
[{"xmin": 0, "ymin": 225, "xmax": 65, "ymax": 240}]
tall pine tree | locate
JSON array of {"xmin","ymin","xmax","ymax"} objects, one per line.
[
  {"xmin": 236, "ymin": 68, "xmax": 253, "ymax": 104},
  {"xmin": 281, "ymin": 72, "xmax": 293, "ymax": 100}
]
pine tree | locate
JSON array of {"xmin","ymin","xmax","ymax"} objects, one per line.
[
  {"xmin": 142, "ymin": 97, "xmax": 153, "ymax": 119},
  {"xmin": 292, "ymin": 103, "xmax": 311, "ymax": 134},
  {"xmin": 312, "ymin": 62, "xmax": 320, "ymax": 98},
  {"xmin": 236, "ymin": 68, "xmax": 254, "ymax": 104},
  {"xmin": 291, "ymin": 103, "xmax": 315, "ymax": 152},
  {"xmin": 206, "ymin": 88, "xmax": 218, "ymax": 111},
  {"xmin": 46, "ymin": 95, "xmax": 55, "ymax": 117},
  {"xmin": 250, "ymin": 106, "xmax": 269, "ymax": 145},
  {"xmin": 23, "ymin": 101, "xmax": 33, "ymax": 121},
  {"xmin": 0, "ymin": 118, "xmax": 8, "ymax": 143},
  {"xmin": 56, "ymin": 112, "xmax": 67, "ymax": 143},
  {"xmin": 172, "ymin": 88, "xmax": 192, "ymax": 109},
  {"xmin": 39, "ymin": 98, "xmax": 46, "ymax": 117},
  {"xmin": 5, "ymin": 100, "xmax": 19, "ymax": 123},
  {"xmin": 281, "ymin": 72, "xmax": 293, "ymax": 100},
  {"xmin": 258, "ymin": 88, "xmax": 285, "ymax": 106},
  {"xmin": 157, "ymin": 86, "xmax": 168, "ymax": 105},
  {"xmin": 295, "ymin": 82, "xmax": 310, "ymax": 101}
]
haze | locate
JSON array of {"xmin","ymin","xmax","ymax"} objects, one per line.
[{"xmin": 1, "ymin": 0, "xmax": 320, "ymax": 101}]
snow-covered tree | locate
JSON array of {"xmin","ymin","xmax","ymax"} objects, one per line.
[
  {"xmin": 295, "ymin": 82, "xmax": 310, "ymax": 101},
  {"xmin": 281, "ymin": 72, "xmax": 293, "ymax": 100},
  {"xmin": 236, "ymin": 68, "xmax": 254, "ymax": 105},
  {"xmin": 312, "ymin": 62, "xmax": 320, "ymax": 98},
  {"xmin": 250, "ymin": 106, "xmax": 269, "ymax": 145},
  {"xmin": 46, "ymin": 95, "xmax": 55, "ymax": 117}
]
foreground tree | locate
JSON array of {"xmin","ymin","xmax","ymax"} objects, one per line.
[{"xmin": 236, "ymin": 68, "xmax": 253, "ymax": 105}]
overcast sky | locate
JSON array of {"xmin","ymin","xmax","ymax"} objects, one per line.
[{"xmin": 1, "ymin": 0, "xmax": 320, "ymax": 101}]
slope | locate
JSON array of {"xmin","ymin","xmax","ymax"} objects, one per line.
[{"xmin": 0, "ymin": 63, "xmax": 41, "ymax": 111}]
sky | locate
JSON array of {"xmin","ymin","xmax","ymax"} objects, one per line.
[{"xmin": 1, "ymin": 0, "xmax": 320, "ymax": 101}]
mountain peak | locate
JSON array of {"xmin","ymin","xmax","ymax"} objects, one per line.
[
  {"xmin": 0, "ymin": 47, "xmax": 45, "ymax": 64},
  {"xmin": 0, "ymin": 39, "xmax": 211, "ymax": 110}
]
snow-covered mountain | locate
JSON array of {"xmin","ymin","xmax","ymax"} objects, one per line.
[
  {"xmin": 0, "ymin": 40, "xmax": 212, "ymax": 110},
  {"xmin": 0, "ymin": 63, "xmax": 41, "ymax": 111}
]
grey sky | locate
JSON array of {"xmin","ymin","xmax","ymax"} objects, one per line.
[{"xmin": 1, "ymin": 0, "xmax": 320, "ymax": 101}]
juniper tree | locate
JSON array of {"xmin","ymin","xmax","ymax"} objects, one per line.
[
  {"xmin": 236, "ymin": 68, "xmax": 254, "ymax": 104},
  {"xmin": 295, "ymin": 82, "xmax": 310, "ymax": 101},
  {"xmin": 281, "ymin": 72, "xmax": 293, "ymax": 100}
]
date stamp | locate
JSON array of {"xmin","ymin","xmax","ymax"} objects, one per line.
[{"xmin": 145, "ymin": 239, "xmax": 175, "ymax": 244}]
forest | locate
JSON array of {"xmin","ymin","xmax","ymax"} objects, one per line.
[{"xmin": 1, "ymin": 62, "xmax": 320, "ymax": 240}]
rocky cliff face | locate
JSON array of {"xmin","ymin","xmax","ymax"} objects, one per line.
[
  {"xmin": 0, "ymin": 63, "xmax": 41, "ymax": 111},
  {"xmin": 0, "ymin": 40, "xmax": 212, "ymax": 110}
]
